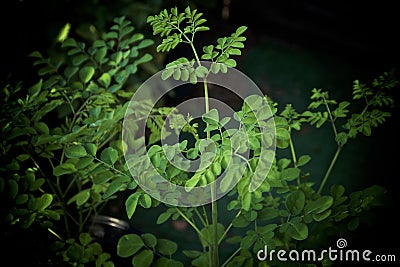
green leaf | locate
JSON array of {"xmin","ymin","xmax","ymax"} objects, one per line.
[
  {"xmin": 103, "ymin": 179, "xmax": 126, "ymax": 199},
  {"xmin": 16, "ymin": 194, "xmax": 29, "ymax": 205},
  {"xmin": 129, "ymin": 33, "xmax": 144, "ymax": 45},
  {"xmin": 29, "ymin": 193, "xmax": 53, "ymax": 211},
  {"xmin": 276, "ymin": 127, "xmax": 290, "ymax": 148},
  {"xmin": 195, "ymin": 26, "xmax": 210, "ymax": 32},
  {"xmin": 141, "ymin": 233, "xmax": 157, "ymax": 248},
  {"xmin": 312, "ymin": 209, "xmax": 331, "ymax": 221},
  {"xmin": 277, "ymin": 158, "xmax": 291, "ymax": 170},
  {"xmin": 132, "ymin": 249, "xmax": 153, "ymax": 267},
  {"xmin": 67, "ymin": 189, "xmax": 90, "ymax": 206},
  {"xmin": 16, "ymin": 154, "xmax": 31, "ymax": 162},
  {"xmin": 135, "ymin": 53, "xmax": 153, "ymax": 66},
  {"xmin": 182, "ymin": 250, "xmax": 203, "ymax": 259},
  {"xmin": 195, "ymin": 65, "xmax": 208, "ymax": 78},
  {"xmin": 79, "ymin": 66, "xmax": 95, "ymax": 84},
  {"xmin": 85, "ymin": 143, "xmax": 97, "ymax": 156},
  {"xmin": 241, "ymin": 191, "xmax": 252, "ymax": 211},
  {"xmin": 286, "ymin": 221, "xmax": 308, "ymax": 240},
  {"xmin": 330, "ymin": 185, "xmax": 345, "ymax": 204},
  {"xmin": 304, "ymin": 196, "xmax": 334, "ymax": 214},
  {"xmin": 156, "ymin": 239, "xmax": 178, "ymax": 256},
  {"xmin": 235, "ymin": 26, "xmax": 248, "ymax": 36},
  {"xmin": 76, "ymin": 156, "xmax": 94, "ymax": 169},
  {"xmin": 117, "ymin": 234, "xmax": 144, "ymax": 258},
  {"xmin": 258, "ymin": 207, "xmax": 280, "ymax": 221},
  {"xmin": 61, "ymin": 38, "xmax": 78, "ymax": 48},
  {"xmin": 125, "ymin": 192, "xmax": 140, "ymax": 219},
  {"xmin": 224, "ymin": 59, "xmax": 236, "ymax": 68},
  {"xmin": 28, "ymin": 177, "xmax": 44, "ymax": 192},
  {"xmin": 8, "ymin": 180, "xmax": 18, "ymax": 199},
  {"xmin": 53, "ymin": 163, "xmax": 77, "ymax": 176},
  {"xmin": 137, "ymin": 39, "xmax": 155, "ymax": 49},
  {"xmin": 228, "ymin": 48, "xmax": 241, "ymax": 56},
  {"xmin": 199, "ymin": 223, "xmax": 225, "ymax": 249},
  {"xmin": 72, "ymin": 54, "xmax": 89, "ymax": 66},
  {"xmin": 157, "ymin": 211, "xmax": 172, "ymax": 224},
  {"xmin": 28, "ymin": 79, "xmax": 42, "ymax": 98},
  {"xmin": 33, "ymin": 99, "xmax": 63, "ymax": 121},
  {"xmin": 100, "ymin": 147, "xmax": 119, "ymax": 165},
  {"xmin": 65, "ymin": 144, "xmax": 87, "ymax": 158},
  {"xmin": 240, "ymin": 232, "xmax": 256, "ymax": 249},
  {"xmin": 185, "ymin": 173, "xmax": 201, "ymax": 191},
  {"xmin": 280, "ymin": 167, "xmax": 300, "ymax": 181},
  {"xmin": 285, "ymin": 190, "xmax": 305, "ymax": 215},
  {"xmin": 297, "ymin": 155, "xmax": 311, "ymax": 167},
  {"xmin": 139, "ymin": 193, "xmax": 152, "ymax": 208},
  {"xmin": 161, "ymin": 68, "xmax": 175, "ymax": 80},
  {"xmin": 189, "ymin": 71, "xmax": 197, "ymax": 84},
  {"xmin": 34, "ymin": 121, "xmax": 49, "ymax": 135},
  {"xmin": 98, "ymin": 73, "xmax": 111, "ymax": 88},
  {"xmin": 39, "ymin": 194, "xmax": 53, "ymax": 210},
  {"xmin": 202, "ymin": 109, "xmax": 219, "ymax": 125},
  {"xmin": 79, "ymin": 233, "xmax": 92, "ymax": 246},
  {"xmin": 210, "ymin": 62, "xmax": 220, "ymax": 73},
  {"xmin": 173, "ymin": 68, "xmax": 181, "ymax": 80},
  {"xmin": 180, "ymin": 68, "xmax": 189, "ymax": 81},
  {"xmin": 335, "ymin": 132, "xmax": 348, "ymax": 145},
  {"xmin": 232, "ymin": 214, "xmax": 250, "ymax": 228}
]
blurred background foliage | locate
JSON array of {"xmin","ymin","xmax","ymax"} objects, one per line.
[{"xmin": 1, "ymin": 0, "xmax": 399, "ymax": 264}]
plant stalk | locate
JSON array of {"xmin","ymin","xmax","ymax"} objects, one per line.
[
  {"xmin": 190, "ymin": 40, "xmax": 219, "ymax": 267},
  {"xmin": 175, "ymin": 208, "xmax": 211, "ymax": 247},
  {"xmin": 204, "ymin": 78, "xmax": 218, "ymax": 267},
  {"xmin": 317, "ymin": 144, "xmax": 343, "ymax": 195}
]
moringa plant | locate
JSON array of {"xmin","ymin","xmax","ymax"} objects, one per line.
[
  {"xmin": 1, "ymin": 5, "xmax": 397, "ymax": 267},
  {"xmin": 108, "ymin": 6, "xmax": 397, "ymax": 267}
]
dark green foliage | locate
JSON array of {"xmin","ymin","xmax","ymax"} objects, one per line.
[{"xmin": 0, "ymin": 16, "xmax": 180, "ymax": 266}]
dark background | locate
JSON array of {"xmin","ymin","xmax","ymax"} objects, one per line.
[
  {"xmin": 2, "ymin": 1, "xmax": 399, "ymax": 84},
  {"xmin": 1, "ymin": 0, "xmax": 399, "ymax": 265}
]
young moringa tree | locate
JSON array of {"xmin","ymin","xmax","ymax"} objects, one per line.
[
  {"xmin": 109, "ymin": 6, "xmax": 398, "ymax": 267},
  {"xmin": 1, "ymin": 4, "xmax": 397, "ymax": 267}
]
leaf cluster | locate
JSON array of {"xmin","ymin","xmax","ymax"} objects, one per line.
[
  {"xmin": 147, "ymin": 6, "xmax": 210, "ymax": 52},
  {"xmin": 148, "ymin": 6, "xmax": 247, "ymax": 81},
  {"xmin": 0, "ymin": 16, "xmax": 179, "ymax": 266}
]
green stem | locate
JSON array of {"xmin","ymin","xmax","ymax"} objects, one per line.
[
  {"xmin": 218, "ymin": 209, "xmax": 242, "ymax": 245},
  {"xmin": 322, "ymin": 96, "xmax": 338, "ymax": 137},
  {"xmin": 202, "ymin": 206, "xmax": 210, "ymax": 225},
  {"xmin": 29, "ymin": 153, "xmax": 71, "ymax": 234},
  {"xmin": 204, "ymin": 76, "xmax": 218, "ymax": 267},
  {"xmin": 203, "ymin": 80, "xmax": 210, "ymax": 115},
  {"xmin": 211, "ymin": 192, "xmax": 219, "ymax": 267},
  {"xmin": 289, "ymin": 136, "xmax": 297, "ymax": 166},
  {"xmin": 221, "ymin": 248, "xmax": 241, "ymax": 267},
  {"xmin": 195, "ymin": 208, "xmax": 208, "ymax": 228},
  {"xmin": 190, "ymin": 39, "xmax": 217, "ymax": 267},
  {"xmin": 317, "ymin": 145, "xmax": 343, "ymax": 195},
  {"xmin": 288, "ymin": 134, "xmax": 301, "ymax": 186},
  {"xmin": 175, "ymin": 208, "xmax": 211, "ymax": 247},
  {"xmin": 93, "ymin": 157, "xmax": 130, "ymax": 178}
]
